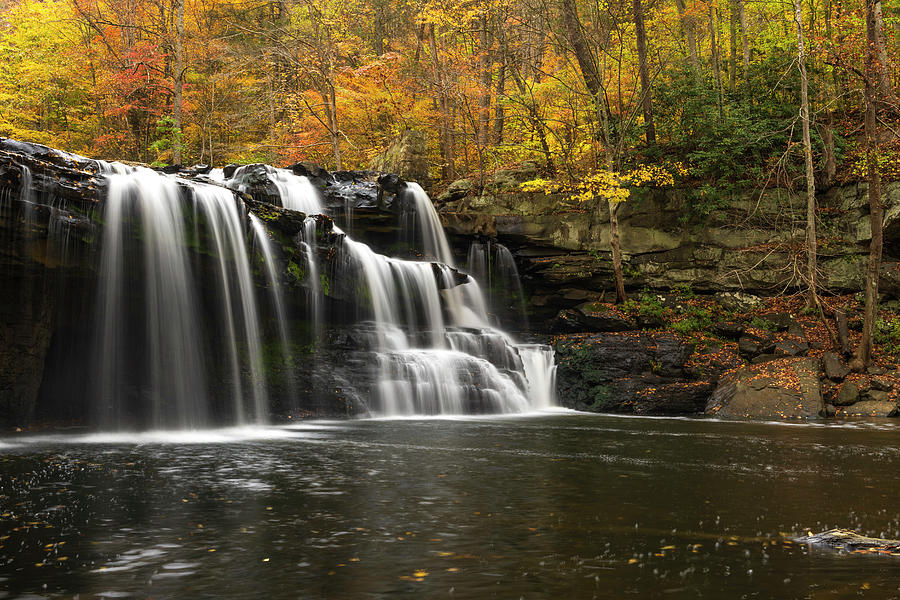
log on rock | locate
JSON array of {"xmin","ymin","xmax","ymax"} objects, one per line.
[{"xmin": 798, "ymin": 529, "xmax": 900, "ymax": 553}]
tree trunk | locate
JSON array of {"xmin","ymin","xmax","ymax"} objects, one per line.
[
  {"xmin": 871, "ymin": 0, "xmax": 894, "ymax": 102},
  {"xmin": 479, "ymin": 16, "xmax": 491, "ymax": 150},
  {"xmin": 739, "ymin": 0, "xmax": 749, "ymax": 72},
  {"xmin": 608, "ymin": 200, "xmax": 627, "ymax": 303},
  {"xmin": 794, "ymin": 0, "xmax": 817, "ymax": 308},
  {"xmin": 854, "ymin": 0, "xmax": 889, "ymax": 369},
  {"xmin": 709, "ymin": 5, "xmax": 724, "ymax": 116},
  {"xmin": 172, "ymin": 0, "xmax": 185, "ymax": 164},
  {"xmin": 560, "ymin": 0, "xmax": 604, "ymax": 125},
  {"xmin": 819, "ymin": 118, "xmax": 837, "ymax": 189},
  {"xmin": 729, "ymin": 0, "xmax": 738, "ymax": 92},
  {"xmin": 428, "ymin": 25, "xmax": 456, "ymax": 180},
  {"xmin": 373, "ymin": 0, "xmax": 385, "ymax": 55},
  {"xmin": 633, "ymin": 0, "xmax": 655, "ymax": 143},
  {"xmin": 493, "ymin": 53, "xmax": 506, "ymax": 144},
  {"xmin": 674, "ymin": 0, "xmax": 701, "ymax": 78}
]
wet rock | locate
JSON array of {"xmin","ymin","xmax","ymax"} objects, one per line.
[
  {"xmin": 824, "ymin": 403, "xmax": 838, "ymax": 417},
  {"xmin": 834, "ymin": 381, "xmax": 859, "ymax": 406},
  {"xmin": 738, "ymin": 332, "xmax": 775, "ymax": 359},
  {"xmin": 870, "ymin": 377, "xmax": 893, "ymax": 392},
  {"xmin": 573, "ymin": 303, "xmax": 635, "ymax": 331},
  {"xmin": 864, "ymin": 389, "xmax": 891, "ymax": 403},
  {"xmin": 822, "ymin": 352, "xmax": 850, "ymax": 381},
  {"xmin": 715, "ymin": 291, "xmax": 762, "ymax": 312},
  {"xmin": 834, "ymin": 381, "xmax": 861, "ymax": 406},
  {"xmin": 712, "ymin": 321, "xmax": 746, "ymax": 339},
  {"xmin": 550, "ymin": 308, "xmax": 634, "ymax": 333},
  {"xmin": 799, "ymin": 529, "xmax": 900, "ymax": 551},
  {"xmin": 705, "ymin": 358, "xmax": 823, "ymax": 419},
  {"xmin": 554, "ymin": 332, "xmax": 718, "ymax": 415},
  {"xmin": 289, "ymin": 162, "xmax": 330, "ymax": 188},
  {"xmin": 867, "ymin": 366, "xmax": 886, "ymax": 375},
  {"xmin": 839, "ymin": 400, "xmax": 899, "ymax": 417}
]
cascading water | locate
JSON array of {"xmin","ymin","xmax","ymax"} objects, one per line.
[
  {"xmin": 467, "ymin": 240, "xmax": 529, "ymax": 328},
  {"xmin": 229, "ymin": 165, "xmax": 323, "ymax": 214},
  {"xmin": 312, "ymin": 179, "xmax": 555, "ymax": 416},
  {"xmin": 95, "ymin": 168, "xmax": 210, "ymax": 429},
  {"xmin": 86, "ymin": 154, "xmax": 554, "ymax": 427},
  {"xmin": 249, "ymin": 213, "xmax": 298, "ymax": 406},
  {"xmin": 94, "ymin": 168, "xmax": 272, "ymax": 428},
  {"xmin": 404, "ymin": 182, "xmax": 455, "ymax": 266}
]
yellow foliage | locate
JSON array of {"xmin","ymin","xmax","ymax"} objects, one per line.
[{"xmin": 521, "ymin": 162, "xmax": 682, "ymax": 204}]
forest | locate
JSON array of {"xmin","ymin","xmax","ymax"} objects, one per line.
[{"xmin": 0, "ymin": 0, "xmax": 895, "ymax": 192}]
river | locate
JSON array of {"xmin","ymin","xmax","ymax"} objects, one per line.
[{"xmin": 2, "ymin": 412, "xmax": 899, "ymax": 599}]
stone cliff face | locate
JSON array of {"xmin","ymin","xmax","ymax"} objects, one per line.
[{"xmin": 435, "ymin": 168, "xmax": 900, "ymax": 322}]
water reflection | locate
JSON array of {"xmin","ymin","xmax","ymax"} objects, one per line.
[{"xmin": 2, "ymin": 415, "xmax": 900, "ymax": 598}]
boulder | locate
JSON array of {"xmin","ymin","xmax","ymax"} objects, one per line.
[
  {"xmin": 705, "ymin": 358, "xmax": 824, "ymax": 419},
  {"xmin": 437, "ymin": 178, "xmax": 475, "ymax": 203},
  {"xmin": 738, "ymin": 332, "xmax": 775, "ymax": 359},
  {"xmin": 822, "ymin": 352, "xmax": 850, "ymax": 381},
  {"xmin": 773, "ymin": 335, "xmax": 809, "ymax": 358},
  {"xmin": 554, "ymin": 332, "xmax": 720, "ymax": 415},
  {"xmin": 870, "ymin": 377, "xmax": 893, "ymax": 391},
  {"xmin": 715, "ymin": 291, "xmax": 762, "ymax": 312},
  {"xmin": 838, "ymin": 400, "xmax": 899, "ymax": 417},
  {"xmin": 833, "ymin": 381, "xmax": 861, "ymax": 406},
  {"xmin": 863, "ymin": 389, "xmax": 891, "ymax": 403}
]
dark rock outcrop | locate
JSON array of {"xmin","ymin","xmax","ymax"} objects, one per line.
[{"xmin": 554, "ymin": 332, "xmax": 720, "ymax": 415}]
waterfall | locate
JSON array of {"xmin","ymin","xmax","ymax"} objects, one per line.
[
  {"xmin": 405, "ymin": 182, "xmax": 455, "ymax": 266},
  {"xmin": 229, "ymin": 165, "xmax": 323, "ymax": 215},
  {"xmin": 95, "ymin": 168, "xmax": 210, "ymax": 429},
  {"xmin": 86, "ymin": 158, "xmax": 554, "ymax": 427},
  {"xmin": 19, "ymin": 165, "xmax": 31, "ymax": 202},
  {"xmin": 325, "ymin": 185, "xmax": 554, "ymax": 417},
  {"xmin": 467, "ymin": 241, "xmax": 529, "ymax": 328},
  {"xmin": 249, "ymin": 213, "xmax": 297, "ymax": 406},
  {"xmin": 94, "ymin": 167, "xmax": 270, "ymax": 428}
]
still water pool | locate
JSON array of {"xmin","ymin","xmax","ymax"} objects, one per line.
[{"xmin": 2, "ymin": 412, "xmax": 900, "ymax": 599}]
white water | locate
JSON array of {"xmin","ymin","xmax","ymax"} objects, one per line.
[
  {"xmin": 467, "ymin": 240, "xmax": 529, "ymax": 327},
  {"xmin": 95, "ymin": 168, "xmax": 272, "ymax": 428},
  {"xmin": 89, "ymin": 161, "xmax": 554, "ymax": 426},
  {"xmin": 228, "ymin": 165, "xmax": 323, "ymax": 214},
  {"xmin": 406, "ymin": 182, "xmax": 455, "ymax": 266},
  {"xmin": 249, "ymin": 213, "xmax": 296, "ymax": 401},
  {"xmin": 96, "ymin": 168, "xmax": 209, "ymax": 428}
]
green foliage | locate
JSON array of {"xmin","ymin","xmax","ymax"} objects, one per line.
[
  {"xmin": 875, "ymin": 317, "xmax": 900, "ymax": 357},
  {"xmin": 670, "ymin": 307, "xmax": 714, "ymax": 335},
  {"xmin": 749, "ymin": 316, "xmax": 778, "ymax": 331},
  {"xmin": 654, "ymin": 61, "xmax": 846, "ymax": 218},
  {"xmin": 148, "ymin": 116, "xmax": 182, "ymax": 166}
]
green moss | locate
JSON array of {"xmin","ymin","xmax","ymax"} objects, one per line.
[
  {"xmin": 287, "ymin": 260, "xmax": 305, "ymax": 282},
  {"xmin": 320, "ymin": 273, "xmax": 331, "ymax": 296}
]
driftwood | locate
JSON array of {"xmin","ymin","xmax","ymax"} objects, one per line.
[{"xmin": 798, "ymin": 529, "xmax": 900, "ymax": 554}]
